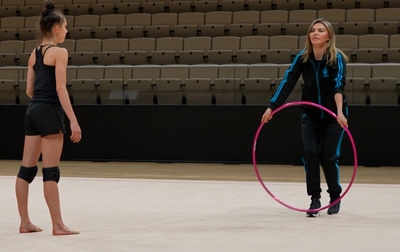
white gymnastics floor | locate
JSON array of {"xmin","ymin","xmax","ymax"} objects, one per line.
[{"xmin": 1, "ymin": 176, "xmax": 399, "ymax": 252}]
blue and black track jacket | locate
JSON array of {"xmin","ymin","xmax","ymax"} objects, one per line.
[{"xmin": 269, "ymin": 50, "xmax": 347, "ymax": 120}]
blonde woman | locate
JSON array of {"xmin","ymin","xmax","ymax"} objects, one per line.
[
  {"xmin": 15, "ymin": 1, "xmax": 81, "ymax": 234},
  {"xmin": 262, "ymin": 19, "xmax": 349, "ymax": 217}
]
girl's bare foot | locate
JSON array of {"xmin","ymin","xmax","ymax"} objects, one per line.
[
  {"xmin": 52, "ymin": 225, "xmax": 80, "ymax": 235},
  {"xmin": 19, "ymin": 223, "xmax": 43, "ymax": 233}
]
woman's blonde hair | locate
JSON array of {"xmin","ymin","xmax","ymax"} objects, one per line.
[{"xmin": 301, "ymin": 19, "xmax": 348, "ymax": 65}]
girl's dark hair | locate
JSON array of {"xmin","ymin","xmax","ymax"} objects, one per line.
[{"xmin": 39, "ymin": 1, "xmax": 65, "ymax": 39}]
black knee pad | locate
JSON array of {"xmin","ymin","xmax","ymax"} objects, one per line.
[
  {"xmin": 42, "ymin": 167, "xmax": 60, "ymax": 183},
  {"xmin": 17, "ymin": 166, "xmax": 38, "ymax": 183}
]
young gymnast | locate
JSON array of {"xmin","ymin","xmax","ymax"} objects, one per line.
[{"xmin": 15, "ymin": 1, "xmax": 82, "ymax": 234}]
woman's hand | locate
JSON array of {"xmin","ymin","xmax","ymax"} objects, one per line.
[
  {"xmin": 337, "ymin": 113, "xmax": 348, "ymax": 128},
  {"xmin": 261, "ymin": 108, "xmax": 273, "ymax": 123}
]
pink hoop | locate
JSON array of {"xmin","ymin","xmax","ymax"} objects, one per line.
[{"xmin": 252, "ymin": 101, "xmax": 358, "ymax": 212}]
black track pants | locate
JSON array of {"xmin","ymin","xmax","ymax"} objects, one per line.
[{"xmin": 301, "ymin": 116, "xmax": 344, "ymax": 200}]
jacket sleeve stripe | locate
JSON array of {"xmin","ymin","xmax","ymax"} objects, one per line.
[
  {"xmin": 271, "ymin": 52, "xmax": 303, "ymax": 103},
  {"xmin": 335, "ymin": 53, "xmax": 344, "ymax": 89}
]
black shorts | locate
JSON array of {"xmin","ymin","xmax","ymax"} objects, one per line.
[{"xmin": 25, "ymin": 102, "xmax": 67, "ymax": 136}]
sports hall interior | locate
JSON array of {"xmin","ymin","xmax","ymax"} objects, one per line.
[
  {"xmin": 0, "ymin": 1, "xmax": 399, "ymax": 176},
  {"xmin": 1, "ymin": 1, "xmax": 400, "ymax": 251},
  {"xmin": 1, "ymin": 0, "xmax": 399, "ymax": 164}
]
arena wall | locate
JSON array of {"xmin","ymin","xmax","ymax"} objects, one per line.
[{"xmin": 1, "ymin": 105, "xmax": 399, "ymax": 166}]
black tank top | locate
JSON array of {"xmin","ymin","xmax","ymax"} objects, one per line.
[{"xmin": 31, "ymin": 45, "xmax": 60, "ymax": 104}]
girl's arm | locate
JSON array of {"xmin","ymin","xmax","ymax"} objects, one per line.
[
  {"xmin": 26, "ymin": 49, "xmax": 36, "ymax": 98},
  {"xmin": 55, "ymin": 47, "xmax": 82, "ymax": 143}
]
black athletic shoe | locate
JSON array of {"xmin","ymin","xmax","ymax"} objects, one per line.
[
  {"xmin": 306, "ymin": 198, "xmax": 321, "ymax": 217},
  {"xmin": 327, "ymin": 200, "xmax": 341, "ymax": 215}
]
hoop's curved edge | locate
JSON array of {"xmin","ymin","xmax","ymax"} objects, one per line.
[{"xmin": 253, "ymin": 101, "xmax": 358, "ymax": 213}]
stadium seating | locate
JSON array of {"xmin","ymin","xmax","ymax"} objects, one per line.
[{"xmin": 0, "ymin": 1, "xmax": 399, "ymax": 105}]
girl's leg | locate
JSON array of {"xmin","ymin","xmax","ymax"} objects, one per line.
[
  {"xmin": 16, "ymin": 135, "xmax": 42, "ymax": 233},
  {"xmin": 41, "ymin": 133, "xmax": 79, "ymax": 235}
]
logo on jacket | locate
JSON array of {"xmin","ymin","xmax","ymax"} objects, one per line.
[{"xmin": 322, "ymin": 67, "xmax": 329, "ymax": 78}]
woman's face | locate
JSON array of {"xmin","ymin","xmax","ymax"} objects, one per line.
[{"xmin": 309, "ymin": 22, "xmax": 330, "ymax": 48}]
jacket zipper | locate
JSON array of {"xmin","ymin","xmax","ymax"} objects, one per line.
[{"xmin": 311, "ymin": 60, "xmax": 324, "ymax": 119}]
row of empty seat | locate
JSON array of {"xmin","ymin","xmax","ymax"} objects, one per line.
[
  {"xmin": 1, "ymin": 34, "xmax": 400, "ymax": 66},
  {"xmin": 1, "ymin": 63, "xmax": 399, "ymax": 105},
  {"xmin": 4, "ymin": 9, "xmax": 400, "ymax": 29},
  {"xmin": 2, "ymin": 0, "xmax": 400, "ymax": 17},
  {"xmin": 2, "ymin": 9, "xmax": 400, "ymax": 42},
  {"xmin": 3, "ymin": 8, "xmax": 400, "ymax": 29}
]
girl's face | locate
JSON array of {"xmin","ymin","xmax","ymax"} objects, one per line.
[
  {"xmin": 309, "ymin": 22, "xmax": 330, "ymax": 48},
  {"xmin": 54, "ymin": 18, "xmax": 68, "ymax": 44}
]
